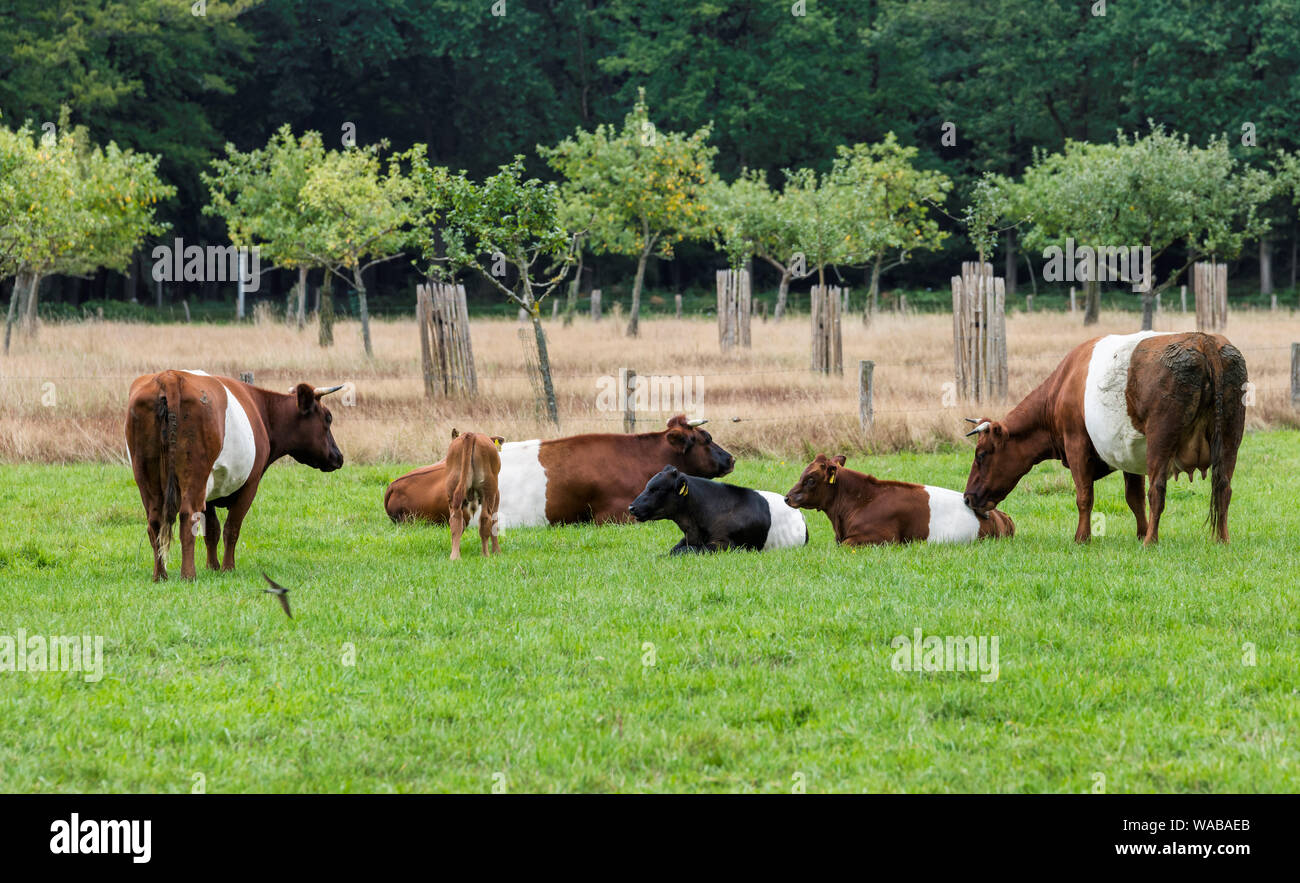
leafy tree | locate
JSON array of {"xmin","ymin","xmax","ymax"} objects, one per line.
[
  {"xmin": 411, "ymin": 156, "xmax": 579, "ymax": 425},
  {"xmin": 832, "ymin": 134, "xmax": 952, "ymax": 317},
  {"xmin": 540, "ymin": 89, "xmax": 715, "ymax": 336},
  {"xmin": 777, "ymin": 166, "xmax": 855, "ymax": 294}
]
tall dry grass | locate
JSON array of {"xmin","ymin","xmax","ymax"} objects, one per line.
[{"xmin": 1, "ymin": 307, "xmax": 1297, "ymax": 464}]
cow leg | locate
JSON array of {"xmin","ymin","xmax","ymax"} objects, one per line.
[
  {"xmin": 203, "ymin": 506, "xmax": 222, "ymax": 570},
  {"xmin": 1123, "ymin": 472, "xmax": 1148, "ymax": 540},
  {"xmin": 449, "ymin": 507, "xmax": 465, "ymax": 560},
  {"xmin": 219, "ymin": 481, "xmax": 259, "ymax": 572},
  {"xmin": 481, "ymin": 492, "xmax": 499, "ymax": 556},
  {"xmin": 177, "ymin": 506, "xmax": 199, "ymax": 580},
  {"xmin": 1065, "ymin": 439, "xmax": 1096, "ymax": 543},
  {"xmin": 1143, "ymin": 433, "xmax": 1181, "ymax": 546}
]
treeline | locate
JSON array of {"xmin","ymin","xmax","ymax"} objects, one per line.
[{"xmin": 2, "ymin": 0, "xmax": 1300, "ymax": 312}]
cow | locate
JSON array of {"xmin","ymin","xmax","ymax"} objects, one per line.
[
  {"xmin": 962, "ymin": 330, "xmax": 1247, "ymax": 544},
  {"xmin": 445, "ymin": 428, "xmax": 503, "ymax": 560},
  {"xmin": 784, "ymin": 454, "xmax": 1015, "ymax": 545},
  {"xmin": 628, "ymin": 466, "xmax": 808, "ymax": 554},
  {"xmin": 383, "ymin": 415, "xmax": 735, "ymax": 527},
  {"xmin": 125, "ymin": 370, "xmax": 345, "ymax": 580}
]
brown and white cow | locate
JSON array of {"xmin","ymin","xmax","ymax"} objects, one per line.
[
  {"xmin": 125, "ymin": 370, "xmax": 345, "ymax": 580},
  {"xmin": 384, "ymin": 415, "xmax": 734, "ymax": 527},
  {"xmin": 445, "ymin": 428, "xmax": 503, "ymax": 560},
  {"xmin": 785, "ymin": 454, "xmax": 1014, "ymax": 545},
  {"xmin": 963, "ymin": 331, "xmax": 1247, "ymax": 544}
]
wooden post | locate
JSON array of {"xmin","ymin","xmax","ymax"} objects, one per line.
[
  {"xmin": 181, "ymin": 300, "xmax": 191, "ymax": 323},
  {"xmin": 675, "ymin": 293, "xmax": 682, "ymax": 319},
  {"xmin": 623, "ymin": 368, "xmax": 637, "ymax": 433},
  {"xmin": 952, "ymin": 261, "xmax": 1006, "ymax": 403},
  {"xmin": 859, "ymin": 360, "xmax": 874, "ymax": 431},
  {"xmin": 591, "ymin": 289, "xmax": 602, "ymax": 321},
  {"xmin": 1180, "ymin": 284, "xmax": 1187, "ymax": 312},
  {"xmin": 1194, "ymin": 261, "xmax": 1229, "ymax": 331},
  {"xmin": 552, "ymin": 299, "xmax": 560, "ymax": 320},
  {"xmin": 1292, "ymin": 343, "xmax": 1300, "ymax": 411},
  {"xmin": 239, "ymin": 372, "xmax": 254, "ymax": 385},
  {"xmin": 1271, "ymin": 293, "xmax": 1278, "ymax": 312},
  {"xmin": 1026, "ymin": 293, "xmax": 1034, "ymax": 312},
  {"xmin": 1069, "ymin": 286, "xmax": 1076, "ymax": 314},
  {"xmin": 417, "ymin": 284, "xmax": 435, "ymax": 400},
  {"xmin": 809, "ymin": 285, "xmax": 843, "ymax": 374}
]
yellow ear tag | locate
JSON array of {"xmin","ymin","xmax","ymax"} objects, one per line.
[
  {"xmin": 828, "ymin": 474, "xmax": 835, "ymax": 484},
  {"xmin": 494, "ymin": 438, "xmax": 502, "ymax": 450},
  {"xmin": 679, "ymin": 484, "xmax": 688, "ymax": 496}
]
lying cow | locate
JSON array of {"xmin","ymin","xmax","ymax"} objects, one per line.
[
  {"xmin": 384, "ymin": 415, "xmax": 735, "ymax": 528},
  {"xmin": 125, "ymin": 370, "xmax": 344, "ymax": 580},
  {"xmin": 784, "ymin": 454, "xmax": 1014, "ymax": 545},
  {"xmin": 445, "ymin": 428, "xmax": 503, "ymax": 560},
  {"xmin": 628, "ymin": 466, "xmax": 808, "ymax": 554},
  {"xmin": 963, "ymin": 331, "xmax": 1247, "ymax": 544}
]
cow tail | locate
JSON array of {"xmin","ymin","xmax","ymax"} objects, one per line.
[
  {"xmin": 450, "ymin": 434, "xmax": 474, "ymax": 512},
  {"xmin": 156, "ymin": 373, "xmax": 182, "ymax": 563},
  {"xmin": 1209, "ymin": 342, "xmax": 1247, "ymax": 538}
]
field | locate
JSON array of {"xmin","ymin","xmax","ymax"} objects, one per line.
[
  {"xmin": 1, "ymin": 307, "xmax": 1297, "ymax": 464},
  {"xmin": 2, "ymin": 429, "xmax": 1298, "ymax": 793}
]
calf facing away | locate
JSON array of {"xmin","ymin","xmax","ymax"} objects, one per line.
[
  {"xmin": 785, "ymin": 454, "xmax": 1014, "ymax": 545},
  {"xmin": 629, "ymin": 466, "xmax": 807, "ymax": 554},
  {"xmin": 444, "ymin": 429, "xmax": 504, "ymax": 560}
]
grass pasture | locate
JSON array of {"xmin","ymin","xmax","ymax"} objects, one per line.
[{"xmin": 2, "ymin": 431, "xmax": 1297, "ymax": 793}]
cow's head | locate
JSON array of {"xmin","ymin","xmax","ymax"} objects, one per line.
[
  {"xmin": 628, "ymin": 466, "xmax": 687, "ymax": 522},
  {"xmin": 663, "ymin": 415, "xmax": 734, "ymax": 477},
  {"xmin": 961, "ymin": 417, "xmax": 1023, "ymax": 514},
  {"xmin": 282, "ymin": 383, "xmax": 345, "ymax": 471},
  {"xmin": 784, "ymin": 453, "xmax": 845, "ymax": 511}
]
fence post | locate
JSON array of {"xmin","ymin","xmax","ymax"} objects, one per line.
[
  {"xmin": 1292, "ymin": 343, "xmax": 1300, "ymax": 411},
  {"xmin": 238, "ymin": 371, "xmax": 254, "ymax": 385},
  {"xmin": 416, "ymin": 284, "xmax": 435, "ymax": 400},
  {"xmin": 623, "ymin": 368, "xmax": 637, "ymax": 433},
  {"xmin": 552, "ymin": 299, "xmax": 560, "ymax": 320},
  {"xmin": 859, "ymin": 360, "xmax": 874, "ymax": 432},
  {"xmin": 591, "ymin": 289, "xmax": 602, "ymax": 321},
  {"xmin": 1069, "ymin": 286, "xmax": 1076, "ymax": 314},
  {"xmin": 675, "ymin": 294, "xmax": 682, "ymax": 319},
  {"xmin": 1180, "ymin": 284, "xmax": 1187, "ymax": 313}
]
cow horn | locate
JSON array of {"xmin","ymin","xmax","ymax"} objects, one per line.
[
  {"xmin": 314, "ymin": 385, "xmax": 345, "ymax": 397},
  {"xmin": 964, "ymin": 417, "xmax": 980, "ymax": 425},
  {"xmin": 686, "ymin": 418, "xmax": 708, "ymax": 427},
  {"xmin": 964, "ymin": 420, "xmax": 991, "ymax": 438}
]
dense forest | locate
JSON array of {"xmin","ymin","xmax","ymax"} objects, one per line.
[{"xmin": 3, "ymin": 0, "xmax": 1300, "ymax": 314}]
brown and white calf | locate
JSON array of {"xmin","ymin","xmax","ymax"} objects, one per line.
[
  {"xmin": 125, "ymin": 370, "xmax": 344, "ymax": 580},
  {"xmin": 963, "ymin": 331, "xmax": 1247, "ymax": 544},
  {"xmin": 384, "ymin": 415, "xmax": 735, "ymax": 527},
  {"xmin": 785, "ymin": 454, "xmax": 1014, "ymax": 545},
  {"xmin": 445, "ymin": 429, "xmax": 503, "ymax": 560}
]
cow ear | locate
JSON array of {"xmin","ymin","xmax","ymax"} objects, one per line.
[
  {"xmin": 991, "ymin": 422, "xmax": 1006, "ymax": 440},
  {"xmin": 825, "ymin": 464, "xmax": 838, "ymax": 485},
  {"xmin": 832, "ymin": 454, "xmax": 847, "ymax": 466},
  {"xmin": 451, "ymin": 428, "xmax": 460, "ymax": 439},
  {"xmin": 677, "ymin": 477, "xmax": 689, "ymax": 497},
  {"xmin": 491, "ymin": 436, "xmax": 504, "ymax": 449},
  {"xmin": 295, "ymin": 383, "xmax": 315, "ymax": 415},
  {"xmin": 666, "ymin": 429, "xmax": 691, "ymax": 451}
]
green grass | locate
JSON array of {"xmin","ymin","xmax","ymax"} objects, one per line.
[{"xmin": 2, "ymin": 432, "xmax": 1297, "ymax": 793}]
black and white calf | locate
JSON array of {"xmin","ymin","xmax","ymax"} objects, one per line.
[{"xmin": 628, "ymin": 466, "xmax": 808, "ymax": 554}]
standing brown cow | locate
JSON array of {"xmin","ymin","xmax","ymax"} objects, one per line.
[
  {"xmin": 384, "ymin": 415, "xmax": 734, "ymax": 527},
  {"xmin": 963, "ymin": 331, "xmax": 1247, "ymax": 544},
  {"xmin": 125, "ymin": 370, "xmax": 345, "ymax": 580},
  {"xmin": 445, "ymin": 429, "xmax": 503, "ymax": 560}
]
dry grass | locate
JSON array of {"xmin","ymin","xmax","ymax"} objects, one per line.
[{"xmin": 2, "ymin": 307, "xmax": 1297, "ymax": 464}]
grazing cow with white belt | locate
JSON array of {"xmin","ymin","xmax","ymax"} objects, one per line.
[
  {"xmin": 125, "ymin": 370, "xmax": 345, "ymax": 580},
  {"xmin": 628, "ymin": 466, "xmax": 808, "ymax": 554},
  {"xmin": 962, "ymin": 331, "xmax": 1247, "ymax": 544},
  {"xmin": 784, "ymin": 454, "xmax": 1015, "ymax": 545}
]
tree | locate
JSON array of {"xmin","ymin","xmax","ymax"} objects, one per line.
[
  {"xmin": 1015, "ymin": 126, "xmax": 1274, "ymax": 328},
  {"xmin": 777, "ymin": 167, "xmax": 855, "ymax": 294},
  {"xmin": 297, "ymin": 141, "xmax": 417, "ymax": 357},
  {"xmin": 203, "ymin": 125, "xmax": 330, "ymax": 334},
  {"xmin": 540, "ymin": 89, "xmax": 715, "ymax": 336},
  {"xmin": 706, "ymin": 169, "xmax": 810, "ymax": 319},
  {"xmin": 1, "ymin": 117, "xmax": 171, "ymax": 352},
  {"xmin": 832, "ymin": 134, "xmax": 952, "ymax": 318},
  {"xmin": 412, "ymin": 156, "xmax": 580, "ymax": 425}
]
